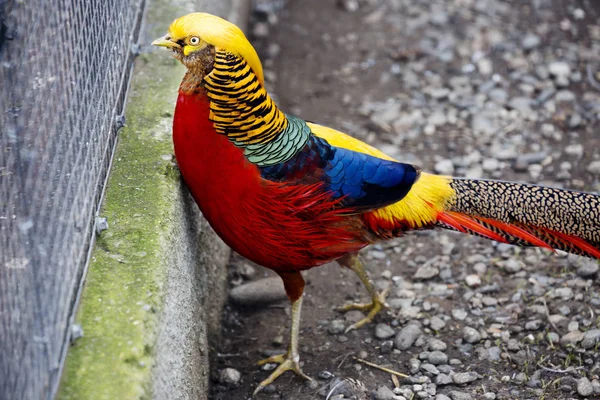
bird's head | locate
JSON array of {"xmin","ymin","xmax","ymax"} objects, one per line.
[{"xmin": 152, "ymin": 12, "xmax": 264, "ymax": 85}]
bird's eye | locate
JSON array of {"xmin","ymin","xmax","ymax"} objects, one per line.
[{"xmin": 189, "ymin": 36, "xmax": 200, "ymax": 45}]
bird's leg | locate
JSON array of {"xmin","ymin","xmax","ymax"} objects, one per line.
[
  {"xmin": 337, "ymin": 253, "xmax": 389, "ymax": 333},
  {"xmin": 253, "ymin": 272, "xmax": 312, "ymax": 396}
]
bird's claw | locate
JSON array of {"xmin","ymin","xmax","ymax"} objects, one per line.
[
  {"xmin": 337, "ymin": 287, "xmax": 390, "ymax": 333},
  {"xmin": 253, "ymin": 352, "xmax": 312, "ymax": 397}
]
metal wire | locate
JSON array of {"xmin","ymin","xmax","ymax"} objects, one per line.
[{"xmin": 0, "ymin": 0, "xmax": 144, "ymax": 398}]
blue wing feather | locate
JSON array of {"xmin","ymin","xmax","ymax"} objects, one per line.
[{"xmin": 260, "ymin": 135, "xmax": 419, "ymax": 212}]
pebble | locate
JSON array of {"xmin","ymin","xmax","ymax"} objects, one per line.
[
  {"xmin": 375, "ymin": 323, "xmax": 396, "ymax": 340},
  {"xmin": 508, "ymin": 97, "xmax": 533, "ymax": 114},
  {"xmin": 229, "ymin": 277, "xmax": 287, "ymax": 305},
  {"xmin": 318, "ymin": 370, "xmax": 334, "ymax": 380},
  {"xmin": 577, "ymin": 377, "xmax": 593, "ymax": 397},
  {"xmin": 395, "ymin": 323, "xmax": 422, "ymax": 350},
  {"xmin": 434, "ymin": 159, "xmax": 455, "ymax": 175},
  {"xmin": 436, "ymin": 395, "xmax": 451, "ymax": 400},
  {"xmin": 449, "ymin": 390, "xmax": 473, "ymax": 400},
  {"xmin": 414, "ymin": 264, "xmax": 440, "ymax": 280},
  {"xmin": 565, "ymin": 143, "xmax": 584, "ymax": 158},
  {"xmin": 428, "ymin": 351, "xmax": 448, "ymax": 365},
  {"xmin": 409, "ymin": 358, "xmax": 421, "ymax": 374},
  {"xmin": 483, "ymin": 393, "xmax": 497, "ymax": 400},
  {"xmin": 452, "ymin": 309, "xmax": 468, "ymax": 321},
  {"xmin": 374, "ymin": 385, "xmax": 396, "ymax": 400},
  {"xmin": 428, "ymin": 338, "xmax": 447, "ymax": 351},
  {"xmin": 587, "ymin": 161, "xmax": 600, "ymax": 175},
  {"xmin": 463, "ymin": 327, "xmax": 481, "ymax": 344},
  {"xmin": 436, "ymin": 373, "xmax": 453, "ymax": 385},
  {"xmin": 577, "ymin": 260, "xmax": 599, "ymax": 277},
  {"xmin": 560, "ymin": 330, "xmax": 584, "ymax": 345},
  {"xmin": 329, "ymin": 320, "xmax": 346, "ymax": 335},
  {"xmin": 525, "ymin": 320, "xmax": 543, "ymax": 330},
  {"xmin": 581, "ymin": 329, "xmax": 600, "ymax": 349},
  {"xmin": 430, "ymin": 316, "xmax": 446, "ymax": 331},
  {"xmin": 421, "ymin": 363, "xmax": 440, "ymax": 375},
  {"xmin": 465, "ymin": 274, "xmax": 481, "ymax": 287},
  {"xmin": 452, "ymin": 372, "xmax": 482, "ymax": 384},
  {"xmin": 218, "ymin": 368, "xmax": 241, "ymax": 385},
  {"xmin": 552, "ymin": 287, "xmax": 573, "ymax": 300},
  {"xmin": 522, "ymin": 33, "xmax": 541, "ymax": 50},
  {"xmin": 548, "ymin": 61, "xmax": 571, "ymax": 79}
]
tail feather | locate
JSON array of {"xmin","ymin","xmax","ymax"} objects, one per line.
[{"xmin": 439, "ymin": 178, "xmax": 600, "ymax": 259}]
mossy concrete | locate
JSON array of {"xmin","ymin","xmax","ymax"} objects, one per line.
[{"xmin": 58, "ymin": 0, "xmax": 249, "ymax": 399}]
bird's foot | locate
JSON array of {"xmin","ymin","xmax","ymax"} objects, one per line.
[
  {"xmin": 253, "ymin": 351, "xmax": 312, "ymax": 397},
  {"xmin": 337, "ymin": 287, "xmax": 390, "ymax": 333}
]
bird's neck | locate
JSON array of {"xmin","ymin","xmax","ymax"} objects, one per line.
[{"xmin": 181, "ymin": 49, "xmax": 310, "ymax": 167}]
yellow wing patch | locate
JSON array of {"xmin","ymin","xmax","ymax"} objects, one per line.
[{"xmin": 308, "ymin": 122, "xmax": 455, "ymax": 229}]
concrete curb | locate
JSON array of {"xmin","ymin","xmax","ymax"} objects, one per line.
[{"xmin": 57, "ymin": 1, "xmax": 248, "ymax": 399}]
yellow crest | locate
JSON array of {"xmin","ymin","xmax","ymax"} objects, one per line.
[{"xmin": 168, "ymin": 13, "xmax": 264, "ymax": 85}]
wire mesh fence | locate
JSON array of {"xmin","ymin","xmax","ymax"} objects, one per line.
[{"xmin": 0, "ymin": 0, "xmax": 145, "ymax": 398}]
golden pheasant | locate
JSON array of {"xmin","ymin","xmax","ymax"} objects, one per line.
[{"xmin": 152, "ymin": 13, "xmax": 600, "ymax": 395}]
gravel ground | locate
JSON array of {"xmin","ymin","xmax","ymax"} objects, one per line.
[{"xmin": 210, "ymin": 0, "xmax": 600, "ymax": 399}]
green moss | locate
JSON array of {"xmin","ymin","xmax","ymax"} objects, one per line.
[{"xmin": 57, "ymin": 4, "xmax": 191, "ymax": 399}]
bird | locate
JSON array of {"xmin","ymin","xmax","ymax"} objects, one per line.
[{"xmin": 152, "ymin": 12, "xmax": 600, "ymax": 396}]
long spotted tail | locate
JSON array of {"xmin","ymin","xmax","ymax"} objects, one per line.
[{"xmin": 437, "ymin": 178, "xmax": 600, "ymax": 259}]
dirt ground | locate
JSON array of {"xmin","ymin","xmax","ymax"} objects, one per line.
[{"xmin": 210, "ymin": 0, "xmax": 600, "ymax": 399}]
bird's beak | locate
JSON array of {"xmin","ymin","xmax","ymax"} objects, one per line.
[{"xmin": 151, "ymin": 35, "xmax": 179, "ymax": 49}]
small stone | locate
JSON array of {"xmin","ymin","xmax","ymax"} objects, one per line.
[
  {"xmin": 481, "ymin": 296, "xmax": 498, "ymax": 307},
  {"xmin": 374, "ymin": 385, "xmax": 396, "ymax": 400},
  {"xmin": 337, "ymin": 0, "xmax": 359, "ymax": 12},
  {"xmin": 452, "ymin": 309, "xmax": 467, "ymax": 321},
  {"xmin": 548, "ymin": 61, "xmax": 571, "ymax": 79},
  {"xmin": 375, "ymin": 323, "xmax": 396, "ymax": 340},
  {"xmin": 587, "ymin": 161, "xmax": 600, "ymax": 175},
  {"xmin": 553, "ymin": 287, "xmax": 573, "ymax": 300},
  {"xmin": 581, "ymin": 329, "xmax": 600, "ymax": 349},
  {"xmin": 565, "ymin": 144, "xmax": 584, "ymax": 158},
  {"xmin": 436, "ymin": 373, "xmax": 453, "ymax": 385},
  {"xmin": 452, "ymin": 372, "xmax": 481, "ymax": 384},
  {"xmin": 500, "ymin": 259, "xmax": 523, "ymax": 273},
  {"xmin": 465, "ymin": 274, "xmax": 481, "ymax": 287},
  {"xmin": 546, "ymin": 332, "xmax": 560, "ymax": 344},
  {"xmin": 522, "ymin": 33, "xmax": 541, "ymax": 50},
  {"xmin": 428, "ymin": 351, "xmax": 448, "ymax": 365},
  {"xmin": 488, "ymin": 88, "xmax": 508, "ymax": 105},
  {"xmin": 483, "ymin": 393, "xmax": 497, "ymax": 400},
  {"xmin": 515, "ymin": 372, "xmax": 527, "ymax": 383},
  {"xmin": 252, "ymin": 22, "xmax": 269, "ymax": 38},
  {"xmin": 463, "ymin": 327, "xmax": 481, "ymax": 344},
  {"xmin": 577, "ymin": 377, "xmax": 593, "ymax": 397},
  {"xmin": 560, "ymin": 330, "xmax": 584, "ymax": 345},
  {"xmin": 218, "ymin": 368, "xmax": 241, "ymax": 385},
  {"xmin": 448, "ymin": 390, "xmax": 473, "ymax": 400},
  {"xmin": 414, "ymin": 264, "xmax": 440, "ymax": 280},
  {"xmin": 395, "ymin": 323, "xmax": 422, "ymax": 350},
  {"xmin": 508, "ymin": 97, "xmax": 533, "ymax": 114},
  {"xmin": 436, "ymin": 395, "xmax": 451, "ymax": 400},
  {"xmin": 569, "ymin": 113, "xmax": 583, "ymax": 129},
  {"xmin": 428, "ymin": 338, "xmax": 447, "ymax": 351},
  {"xmin": 487, "ymin": 346, "xmax": 501, "ymax": 361},
  {"xmin": 409, "ymin": 358, "xmax": 421, "ymax": 374},
  {"xmin": 525, "ymin": 320, "xmax": 543, "ymax": 331},
  {"xmin": 229, "ymin": 277, "xmax": 287, "ymax": 305},
  {"xmin": 380, "ymin": 340, "xmax": 394, "ymax": 354},
  {"xmin": 430, "ymin": 316, "xmax": 446, "ymax": 331},
  {"xmin": 421, "ymin": 363, "xmax": 440, "ymax": 375},
  {"xmin": 435, "ymin": 159, "xmax": 455, "ymax": 175},
  {"xmin": 329, "ymin": 320, "xmax": 346, "ymax": 335},
  {"xmin": 318, "ymin": 370, "xmax": 334, "ymax": 380},
  {"xmin": 577, "ymin": 260, "xmax": 599, "ymax": 277}
]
